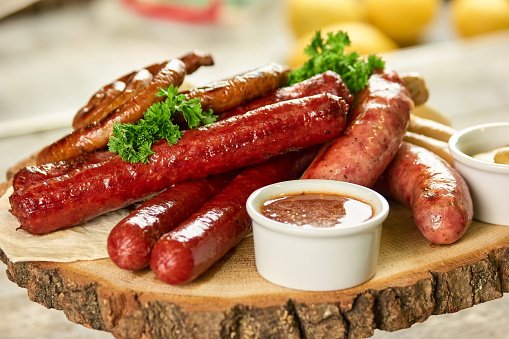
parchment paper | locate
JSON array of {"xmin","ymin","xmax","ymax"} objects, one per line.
[{"xmin": 0, "ymin": 187, "xmax": 128, "ymax": 263}]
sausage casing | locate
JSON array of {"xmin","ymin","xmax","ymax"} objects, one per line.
[
  {"xmin": 107, "ymin": 171, "xmax": 237, "ymax": 270},
  {"xmin": 36, "ymin": 59, "xmax": 187, "ymax": 165},
  {"xmin": 375, "ymin": 142, "xmax": 473, "ymax": 244},
  {"xmin": 150, "ymin": 147, "xmax": 320, "ymax": 285},
  {"xmin": 301, "ymin": 69, "xmax": 414, "ymax": 187},
  {"xmin": 10, "ymin": 93, "xmax": 349, "ymax": 234}
]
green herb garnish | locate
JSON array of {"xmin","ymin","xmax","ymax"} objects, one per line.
[
  {"xmin": 108, "ymin": 85, "xmax": 216, "ymax": 163},
  {"xmin": 287, "ymin": 30, "xmax": 385, "ymax": 94}
]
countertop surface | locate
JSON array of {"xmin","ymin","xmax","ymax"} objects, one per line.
[{"xmin": 1, "ymin": 1, "xmax": 509, "ymax": 338}]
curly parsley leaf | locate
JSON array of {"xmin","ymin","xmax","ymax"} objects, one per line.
[
  {"xmin": 287, "ymin": 30, "xmax": 385, "ymax": 94},
  {"xmin": 108, "ymin": 85, "xmax": 216, "ymax": 164}
]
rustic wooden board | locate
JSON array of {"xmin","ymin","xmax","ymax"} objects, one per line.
[{"xmin": 2, "ymin": 177, "xmax": 509, "ymax": 339}]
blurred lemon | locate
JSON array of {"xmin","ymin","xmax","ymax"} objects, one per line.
[
  {"xmin": 286, "ymin": 0, "xmax": 366, "ymax": 38},
  {"xmin": 365, "ymin": 0, "xmax": 441, "ymax": 46},
  {"xmin": 450, "ymin": 0, "xmax": 509, "ymax": 37},
  {"xmin": 288, "ymin": 21, "xmax": 398, "ymax": 69}
]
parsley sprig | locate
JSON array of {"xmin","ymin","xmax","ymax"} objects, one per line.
[
  {"xmin": 287, "ymin": 30, "xmax": 385, "ymax": 94},
  {"xmin": 108, "ymin": 85, "xmax": 216, "ymax": 163}
]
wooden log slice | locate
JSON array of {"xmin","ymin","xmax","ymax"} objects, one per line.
[{"xmin": 2, "ymin": 177, "xmax": 509, "ymax": 339}]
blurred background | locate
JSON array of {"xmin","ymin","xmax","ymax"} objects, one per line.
[
  {"xmin": 1, "ymin": 0, "xmax": 509, "ymax": 338},
  {"xmin": 1, "ymin": 0, "xmax": 509, "ymax": 140}
]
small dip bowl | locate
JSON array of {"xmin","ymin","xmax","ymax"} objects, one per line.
[
  {"xmin": 246, "ymin": 179, "xmax": 390, "ymax": 292},
  {"xmin": 448, "ymin": 122, "xmax": 509, "ymax": 225}
]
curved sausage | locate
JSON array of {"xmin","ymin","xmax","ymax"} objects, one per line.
[
  {"xmin": 150, "ymin": 147, "xmax": 319, "ymax": 285},
  {"xmin": 217, "ymin": 70, "xmax": 352, "ymax": 121},
  {"xmin": 107, "ymin": 171, "xmax": 237, "ymax": 271},
  {"xmin": 72, "ymin": 51, "xmax": 214, "ymax": 130},
  {"xmin": 182, "ymin": 63, "xmax": 290, "ymax": 113},
  {"xmin": 10, "ymin": 93, "xmax": 349, "ymax": 234},
  {"xmin": 36, "ymin": 59, "xmax": 187, "ymax": 165},
  {"xmin": 300, "ymin": 69, "xmax": 414, "ymax": 187},
  {"xmin": 375, "ymin": 142, "xmax": 473, "ymax": 244},
  {"xmin": 71, "ymin": 71, "xmax": 138, "ymax": 130},
  {"xmin": 179, "ymin": 50, "xmax": 214, "ymax": 74}
]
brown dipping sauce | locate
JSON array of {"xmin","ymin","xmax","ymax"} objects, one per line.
[{"xmin": 261, "ymin": 192, "xmax": 374, "ymax": 228}]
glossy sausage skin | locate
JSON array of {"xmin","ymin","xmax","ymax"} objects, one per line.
[
  {"xmin": 217, "ymin": 70, "xmax": 352, "ymax": 121},
  {"xmin": 12, "ymin": 150, "xmax": 116, "ymax": 192},
  {"xmin": 36, "ymin": 59, "xmax": 187, "ymax": 165},
  {"xmin": 150, "ymin": 147, "xmax": 320, "ymax": 285},
  {"xmin": 301, "ymin": 69, "xmax": 414, "ymax": 187},
  {"xmin": 10, "ymin": 93, "xmax": 349, "ymax": 234},
  {"xmin": 375, "ymin": 142, "xmax": 473, "ymax": 244},
  {"xmin": 71, "ymin": 71, "xmax": 138, "ymax": 130},
  {"xmin": 182, "ymin": 63, "xmax": 290, "ymax": 113},
  {"xmin": 107, "ymin": 171, "xmax": 237, "ymax": 270},
  {"xmin": 179, "ymin": 50, "xmax": 214, "ymax": 75},
  {"xmin": 72, "ymin": 69, "xmax": 154, "ymax": 130},
  {"xmin": 72, "ymin": 51, "xmax": 214, "ymax": 130}
]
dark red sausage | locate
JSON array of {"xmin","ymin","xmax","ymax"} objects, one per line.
[
  {"xmin": 216, "ymin": 70, "xmax": 352, "ymax": 121},
  {"xmin": 71, "ymin": 71, "xmax": 138, "ymax": 130},
  {"xmin": 10, "ymin": 93, "xmax": 349, "ymax": 235},
  {"xmin": 107, "ymin": 171, "xmax": 237, "ymax": 271},
  {"xmin": 150, "ymin": 147, "xmax": 320, "ymax": 285},
  {"xmin": 12, "ymin": 150, "xmax": 116, "ymax": 192},
  {"xmin": 301, "ymin": 69, "xmax": 414, "ymax": 187},
  {"xmin": 374, "ymin": 142, "xmax": 473, "ymax": 244},
  {"xmin": 36, "ymin": 59, "xmax": 187, "ymax": 165}
]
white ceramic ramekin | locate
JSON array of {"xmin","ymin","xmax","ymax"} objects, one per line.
[
  {"xmin": 246, "ymin": 179, "xmax": 390, "ymax": 292},
  {"xmin": 448, "ymin": 122, "xmax": 509, "ymax": 226}
]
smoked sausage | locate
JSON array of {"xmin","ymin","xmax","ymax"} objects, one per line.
[
  {"xmin": 375, "ymin": 141, "xmax": 473, "ymax": 244},
  {"xmin": 10, "ymin": 93, "xmax": 350, "ymax": 234},
  {"xmin": 36, "ymin": 59, "xmax": 187, "ymax": 165},
  {"xmin": 12, "ymin": 150, "xmax": 116, "ymax": 192},
  {"xmin": 150, "ymin": 147, "xmax": 319, "ymax": 285},
  {"xmin": 107, "ymin": 171, "xmax": 237, "ymax": 270},
  {"xmin": 217, "ymin": 70, "xmax": 352, "ymax": 121},
  {"xmin": 182, "ymin": 63, "xmax": 290, "ymax": 113},
  {"xmin": 72, "ymin": 51, "xmax": 214, "ymax": 130},
  {"xmin": 300, "ymin": 69, "xmax": 414, "ymax": 187}
]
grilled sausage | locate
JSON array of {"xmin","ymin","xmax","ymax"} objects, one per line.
[
  {"xmin": 300, "ymin": 69, "xmax": 414, "ymax": 187},
  {"xmin": 72, "ymin": 51, "xmax": 214, "ymax": 130},
  {"xmin": 150, "ymin": 147, "xmax": 319, "ymax": 285},
  {"xmin": 375, "ymin": 141, "xmax": 473, "ymax": 244},
  {"xmin": 182, "ymin": 63, "xmax": 290, "ymax": 113},
  {"xmin": 10, "ymin": 93, "xmax": 350, "ymax": 234},
  {"xmin": 217, "ymin": 70, "xmax": 352, "ymax": 121},
  {"xmin": 36, "ymin": 59, "xmax": 187, "ymax": 165},
  {"xmin": 12, "ymin": 150, "xmax": 115, "ymax": 192},
  {"xmin": 107, "ymin": 171, "xmax": 237, "ymax": 270}
]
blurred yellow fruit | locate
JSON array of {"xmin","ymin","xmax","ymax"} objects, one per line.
[
  {"xmin": 450, "ymin": 0, "xmax": 509, "ymax": 37},
  {"xmin": 287, "ymin": 22, "xmax": 398, "ymax": 69},
  {"xmin": 286, "ymin": 0, "xmax": 366, "ymax": 38},
  {"xmin": 365, "ymin": 0, "xmax": 441, "ymax": 46}
]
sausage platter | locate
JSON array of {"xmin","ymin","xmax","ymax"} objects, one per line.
[{"xmin": 2, "ymin": 32, "xmax": 509, "ymax": 338}]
